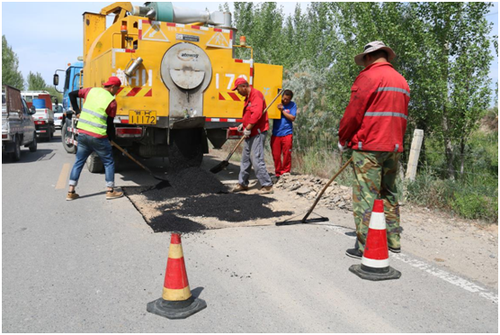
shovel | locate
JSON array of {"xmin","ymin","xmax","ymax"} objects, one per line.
[
  {"xmin": 210, "ymin": 89, "xmax": 284, "ymax": 174},
  {"xmin": 276, "ymin": 157, "xmax": 353, "ymax": 226},
  {"xmin": 110, "ymin": 140, "xmax": 171, "ymax": 188}
]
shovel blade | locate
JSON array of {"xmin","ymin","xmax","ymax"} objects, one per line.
[{"xmin": 210, "ymin": 160, "xmax": 229, "ymax": 174}]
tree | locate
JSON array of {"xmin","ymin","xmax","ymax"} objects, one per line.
[
  {"xmin": 27, "ymin": 71, "xmax": 47, "ymax": 91},
  {"xmin": 413, "ymin": 2, "xmax": 494, "ymax": 178},
  {"xmin": 2, "ymin": 35, "xmax": 24, "ymax": 90}
]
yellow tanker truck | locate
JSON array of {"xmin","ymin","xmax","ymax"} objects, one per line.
[{"xmin": 64, "ymin": 2, "xmax": 283, "ymax": 171}]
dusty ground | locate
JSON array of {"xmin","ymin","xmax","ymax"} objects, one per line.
[{"xmin": 123, "ymin": 150, "xmax": 498, "ymax": 291}]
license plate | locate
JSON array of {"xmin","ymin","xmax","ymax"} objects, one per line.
[{"xmin": 129, "ymin": 111, "xmax": 157, "ymax": 125}]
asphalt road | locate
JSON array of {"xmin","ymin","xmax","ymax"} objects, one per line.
[{"xmin": 2, "ymin": 133, "xmax": 498, "ymax": 332}]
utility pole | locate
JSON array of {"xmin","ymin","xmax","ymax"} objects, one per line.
[{"xmin": 405, "ymin": 129, "xmax": 424, "ymax": 181}]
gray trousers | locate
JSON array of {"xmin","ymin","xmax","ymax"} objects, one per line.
[{"xmin": 238, "ymin": 131, "xmax": 272, "ymax": 187}]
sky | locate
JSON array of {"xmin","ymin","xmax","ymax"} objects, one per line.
[{"xmin": 1, "ymin": 1, "xmax": 498, "ymax": 104}]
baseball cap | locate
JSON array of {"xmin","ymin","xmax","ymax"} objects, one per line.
[
  {"xmin": 232, "ymin": 77, "xmax": 248, "ymax": 91},
  {"xmin": 103, "ymin": 76, "xmax": 122, "ymax": 87}
]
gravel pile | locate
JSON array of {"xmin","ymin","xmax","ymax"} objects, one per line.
[{"xmin": 274, "ymin": 173, "xmax": 353, "ymax": 211}]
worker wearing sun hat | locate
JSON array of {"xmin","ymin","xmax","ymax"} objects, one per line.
[
  {"xmin": 338, "ymin": 41, "xmax": 410, "ymax": 259},
  {"xmin": 66, "ymin": 76, "xmax": 124, "ymax": 201},
  {"xmin": 231, "ymin": 77, "xmax": 274, "ymax": 194}
]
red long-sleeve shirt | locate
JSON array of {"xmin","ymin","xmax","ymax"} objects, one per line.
[
  {"xmin": 339, "ymin": 62, "xmax": 410, "ymax": 152},
  {"xmin": 242, "ymin": 87, "xmax": 269, "ymax": 137}
]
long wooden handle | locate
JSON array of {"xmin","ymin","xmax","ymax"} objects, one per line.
[
  {"xmin": 110, "ymin": 140, "xmax": 152, "ymax": 174},
  {"xmin": 224, "ymin": 136, "xmax": 246, "ymax": 161},
  {"xmin": 302, "ymin": 156, "xmax": 354, "ymax": 222},
  {"xmin": 263, "ymin": 89, "xmax": 284, "ymax": 114}
]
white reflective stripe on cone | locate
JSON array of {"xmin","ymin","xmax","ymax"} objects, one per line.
[
  {"xmin": 368, "ymin": 212, "xmax": 386, "ymax": 230},
  {"xmin": 362, "ymin": 256, "xmax": 390, "ymax": 268}
]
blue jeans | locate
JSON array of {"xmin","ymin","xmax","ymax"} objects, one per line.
[{"xmin": 69, "ymin": 133, "xmax": 115, "ymax": 188}]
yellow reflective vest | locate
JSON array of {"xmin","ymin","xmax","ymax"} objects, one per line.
[{"xmin": 77, "ymin": 88, "xmax": 115, "ymax": 136}]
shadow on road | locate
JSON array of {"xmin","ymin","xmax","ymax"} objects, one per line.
[{"xmin": 2, "ymin": 149, "xmax": 55, "ymax": 164}]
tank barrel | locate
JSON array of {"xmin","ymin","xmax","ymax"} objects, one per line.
[{"xmin": 132, "ymin": 2, "xmax": 232, "ymax": 28}]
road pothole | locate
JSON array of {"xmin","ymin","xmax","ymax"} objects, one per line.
[{"xmin": 123, "ymin": 167, "xmax": 293, "ymax": 233}]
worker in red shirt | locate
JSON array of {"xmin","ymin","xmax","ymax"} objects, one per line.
[
  {"xmin": 232, "ymin": 78, "xmax": 274, "ymax": 194},
  {"xmin": 66, "ymin": 76, "xmax": 123, "ymax": 201},
  {"xmin": 338, "ymin": 41, "xmax": 410, "ymax": 259}
]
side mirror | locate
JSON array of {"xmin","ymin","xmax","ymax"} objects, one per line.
[
  {"xmin": 29, "ymin": 106, "xmax": 36, "ymax": 115},
  {"xmin": 53, "ymin": 74, "xmax": 59, "ymax": 86}
]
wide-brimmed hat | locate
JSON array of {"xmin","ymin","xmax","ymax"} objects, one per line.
[
  {"xmin": 232, "ymin": 77, "xmax": 248, "ymax": 91},
  {"xmin": 103, "ymin": 76, "xmax": 122, "ymax": 87},
  {"xmin": 354, "ymin": 41, "xmax": 396, "ymax": 66}
]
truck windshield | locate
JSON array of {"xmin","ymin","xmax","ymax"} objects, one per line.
[{"xmin": 64, "ymin": 67, "xmax": 71, "ymax": 92}]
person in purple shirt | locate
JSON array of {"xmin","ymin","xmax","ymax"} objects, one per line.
[{"xmin": 271, "ymin": 90, "xmax": 297, "ymax": 178}]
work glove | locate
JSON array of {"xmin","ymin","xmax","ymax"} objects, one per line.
[
  {"xmin": 243, "ymin": 128, "xmax": 251, "ymax": 138},
  {"xmin": 237, "ymin": 124, "xmax": 244, "ymax": 132},
  {"xmin": 338, "ymin": 141, "xmax": 348, "ymax": 153}
]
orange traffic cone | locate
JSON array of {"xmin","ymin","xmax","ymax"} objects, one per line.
[
  {"xmin": 349, "ymin": 199, "xmax": 401, "ymax": 281},
  {"xmin": 147, "ymin": 233, "xmax": 207, "ymax": 319}
]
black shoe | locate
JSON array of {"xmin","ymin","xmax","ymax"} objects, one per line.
[
  {"xmin": 345, "ymin": 248, "xmax": 363, "ymax": 259},
  {"xmin": 389, "ymin": 246, "xmax": 401, "ymax": 253}
]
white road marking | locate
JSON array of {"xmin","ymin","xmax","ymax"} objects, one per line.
[{"xmin": 317, "ymin": 221, "xmax": 498, "ymax": 304}]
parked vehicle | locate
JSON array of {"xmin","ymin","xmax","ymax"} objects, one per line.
[
  {"xmin": 53, "ymin": 103, "xmax": 64, "ymax": 129},
  {"xmin": 54, "ymin": 1, "xmax": 283, "ymax": 173},
  {"xmin": 2, "ymin": 85, "xmax": 37, "ymax": 161},
  {"xmin": 21, "ymin": 91, "xmax": 55, "ymax": 141}
]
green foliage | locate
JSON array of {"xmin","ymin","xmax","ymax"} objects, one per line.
[
  {"xmin": 2, "ymin": 35, "xmax": 24, "ymax": 90},
  {"xmin": 27, "ymin": 71, "xmax": 47, "ymax": 91},
  {"xmin": 228, "ymin": 2, "xmax": 497, "ymax": 222},
  {"xmin": 44, "ymin": 86, "xmax": 63, "ymax": 104}
]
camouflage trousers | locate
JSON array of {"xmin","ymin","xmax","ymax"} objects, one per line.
[{"xmin": 351, "ymin": 150, "xmax": 401, "ymax": 252}]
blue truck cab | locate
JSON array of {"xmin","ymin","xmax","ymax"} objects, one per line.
[
  {"xmin": 53, "ymin": 60, "xmax": 83, "ymax": 154},
  {"xmin": 54, "ymin": 61, "xmax": 83, "ymax": 112}
]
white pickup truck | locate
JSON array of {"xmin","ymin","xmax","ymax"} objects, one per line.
[
  {"xmin": 2, "ymin": 85, "xmax": 38, "ymax": 161},
  {"xmin": 32, "ymin": 106, "xmax": 55, "ymax": 141}
]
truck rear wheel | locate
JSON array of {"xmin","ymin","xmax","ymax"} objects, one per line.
[
  {"xmin": 86, "ymin": 152, "xmax": 104, "ymax": 173},
  {"xmin": 29, "ymin": 132, "xmax": 37, "ymax": 152},
  {"xmin": 62, "ymin": 121, "xmax": 77, "ymax": 154},
  {"xmin": 10, "ymin": 135, "xmax": 21, "ymax": 162},
  {"xmin": 168, "ymin": 128, "xmax": 204, "ymax": 170}
]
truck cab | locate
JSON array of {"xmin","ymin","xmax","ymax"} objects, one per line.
[{"xmin": 2, "ymin": 85, "xmax": 38, "ymax": 161}]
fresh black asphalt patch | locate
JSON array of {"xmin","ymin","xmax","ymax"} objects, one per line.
[{"xmin": 123, "ymin": 167, "xmax": 293, "ymax": 233}]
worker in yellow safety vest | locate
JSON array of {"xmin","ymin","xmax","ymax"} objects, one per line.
[{"xmin": 66, "ymin": 76, "xmax": 123, "ymax": 201}]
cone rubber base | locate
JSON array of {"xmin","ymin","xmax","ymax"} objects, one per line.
[
  {"xmin": 349, "ymin": 264, "xmax": 401, "ymax": 281},
  {"xmin": 147, "ymin": 296, "xmax": 207, "ymax": 319}
]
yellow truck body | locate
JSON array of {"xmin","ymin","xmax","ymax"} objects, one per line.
[{"xmin": 80, "ymin": 2, "xmax": 283, "ymax": 166}]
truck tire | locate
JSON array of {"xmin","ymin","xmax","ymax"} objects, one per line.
[
  {"xmin": 10, "ymin": 135, "xmax": 21, "ymax": 162},
  {"xmin": 168, "ymin": 128, "xmax": 204, "ymax": 170},
  {"xmin": 86, "ymin": 152, "xmax": 104, "ymax": 173},
  {"xmin": 61, "ymin": 121, "xmax": 77, "ymax": 154},
  {"xmin": 29, "ymin": 132, "xmax": 37, "ymax": 152}
]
